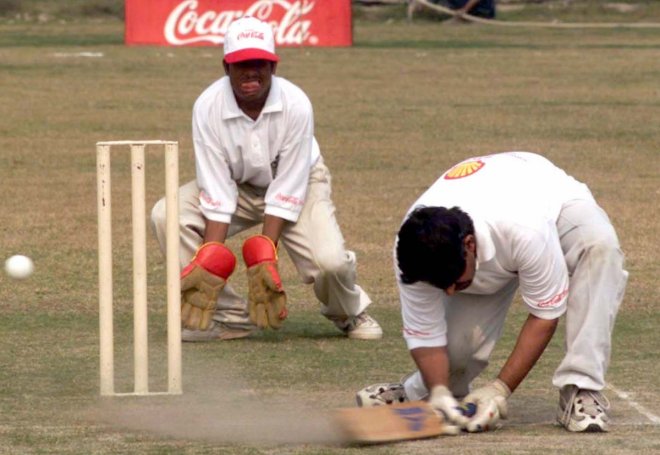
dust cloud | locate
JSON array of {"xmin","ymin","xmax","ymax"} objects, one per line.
[{"xmin": 87, "ymin": 362, "xmax": 346, "ymax": 447}]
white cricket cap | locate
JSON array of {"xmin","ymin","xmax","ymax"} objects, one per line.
[{"xmin": 223, "ymin": 16, "xmax": 279, "ymax": 64}]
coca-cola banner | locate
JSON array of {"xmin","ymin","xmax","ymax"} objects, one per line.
[{"xmin": 125, "ymin": 0, "xmax": 352, "ymax": 47}]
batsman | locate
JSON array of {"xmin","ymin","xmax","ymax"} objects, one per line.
[
  {"xmin": 150, "ymin": 16, "xmax": 382, "ymax": 341},
  {"xmin": 357, "ymin": 152, "xmax": 627, "ymax": 433}
]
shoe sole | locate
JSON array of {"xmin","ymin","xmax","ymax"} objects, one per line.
[
  {"xmin": 347, "ymin": 331, "xmax": 383, "ymax": 340},
  {"xmin": 182, "ymin": 329, "xmax": 253, "ymax": 342},
  {"xmin": 557, "ymin": 414, "xmax": 608, "ymax": 433},
  {"xmin": 583, "ymin": 423, "xmax": 607, "ymax": 432},
  {"xmin": 562, "ymin": 422, "xmax": 608, "ymax": 433}
]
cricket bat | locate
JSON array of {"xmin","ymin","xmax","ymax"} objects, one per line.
[{"xmin": 333, "ymin": 401, "xmax": 445, "ymax": 444}]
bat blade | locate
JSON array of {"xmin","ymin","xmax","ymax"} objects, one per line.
[{"xmin": 333, "ymin": 401, "xmax": 444, "ymax": 444}]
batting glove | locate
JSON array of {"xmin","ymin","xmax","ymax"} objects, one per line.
[
  {"xmin": 180, "ymin": 242, "xmax": 236, "ymax": 331},
  {"xmin": 429, "ymin": 385, "xmax": 470, "ymax": 433},
  {"xmin": 462, "ymin": 378, "xmax": 511, "ymax": 432},
  {"xmin": 242, "ymin": 235, "xmax": 288, "ymax": 329}
]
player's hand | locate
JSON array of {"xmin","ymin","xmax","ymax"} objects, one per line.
[
  {"xmin": 242, "ymin": 235, "xmax": 288, "ymax": 329},
  {"xmin": 462, "ymin": 379, "xmax": 511, "ymax": 432},
  {"xmin": 429, "ymin": 385, "xmax": 470, "ymax": 433},
  {"xmin": 180, "ymin": 242, "xmax": 236, "ymax": 330}
]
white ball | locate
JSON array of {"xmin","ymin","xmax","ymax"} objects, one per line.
[{"xmin": 4, "ymin": 255, "xmax": 34, "ymax": 280}]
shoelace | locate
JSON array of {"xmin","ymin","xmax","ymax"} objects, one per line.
[
  {"xmin": 345, "ymin": 313, "xmax": 371, "ymax": 330},
  {"xmin": 333, "ymin": 313, "xmax": 368, "ymax": 330},
  {"xmin": 354, "ymin": 313, "xmax": 369, "ymax": 325},
  {"xmin": 561, "ymin": 388, "xmax": 610, "ymax": 425}
]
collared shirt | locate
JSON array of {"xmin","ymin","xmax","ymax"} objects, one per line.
[
  {"xmin": 397, "ymin": 151, "xmax": 594, "ymax": 349},
  {"xmin": 193, "ymin": 76, "xmax": 320, "ymax": 224}
]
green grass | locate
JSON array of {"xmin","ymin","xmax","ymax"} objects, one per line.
[
  {"xmin": 0, "ymin": 28, "xmax": 123, "ymax": 46},
  {"xmin": 0, "ymin": 0, "xmax": 123, "ymax": 19}
]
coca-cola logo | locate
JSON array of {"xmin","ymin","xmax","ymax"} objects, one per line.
[
  {"xmin": 164, "ymin": 0, "xmax": 318, "ymax": 46},
  {"xmin": 237, "ymin": 31, "xmax": 265, "ymax": 41}
]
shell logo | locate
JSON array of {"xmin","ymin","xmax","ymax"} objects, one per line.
[{"xmin": 443, "ymin": 159, "xmax": 485, "ymax": 180}]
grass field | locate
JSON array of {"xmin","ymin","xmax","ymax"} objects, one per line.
[{"xmin": 1, "ymin": 3, "xmax": 659, "ymax": 454}]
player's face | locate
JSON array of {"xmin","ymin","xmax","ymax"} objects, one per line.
[
  {"xmin": 444, "ymin": 235, "xmax": 477, "ymax": 296},
  {"xmin": 224, "ymin": 59, "xmax": 276, "ymax": 106}
]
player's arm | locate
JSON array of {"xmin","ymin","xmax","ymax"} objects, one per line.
[
  {"xmin": 193, "ymin": 84, "xmax": 240, "ymax": 227},
  {"xmin": 180, "ymin": 92, "xmax": 240, "ymax": 331},
  {"xmin": 460, "ymin": 314, "xmax": 557, "ymax": 432},
  {"xmin": 457, "ymin": 0, "xmax": 481, "ymax": 16},
  {"xmin": 464, "ymin": 225, "xmax": 567, "ymax": 432},
  {"xmin": 263, "ymin": 90, "xmax": 314, "ymax": 224},
  {"xmin": 204, "ymin": 219, "xmax": 229, "ymax": 243},
  {"xmin": 410, "ymin": 346, "xmax": 469, "ymax": 428},
  {"xmin": 410, "ymin": 346, "xmax": 450, "ymax": 389},
  {"xmin": 261, "ymin": 214, "xmax": 287, "ymax": 245},
  {"xmin": 398, "ymin": 278, "xmax": 454, "ymax": 393},
  {"xmin": 500, "ymin": 222, "xmax": 567, "ymax": 391},
  {"xmin": 498, "ymin": 314, "xmax": 558, "ymax": 392},
  {"xmin": 400, "ymin": 276, "xmax": 468, "ymax": 428},
  {"xmin": 241, "ymin": 93, "xmax": 311, "ymax": 329}
]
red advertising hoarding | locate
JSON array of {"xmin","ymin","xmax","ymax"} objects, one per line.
[{"xmin": 125, "ymin": 0, "xmax": 352, "ymax": 47}]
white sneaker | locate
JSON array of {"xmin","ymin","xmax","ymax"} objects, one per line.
[
  {"xmin": 332, "ymin": 312, "xmax": 383, "ymax": 340},
  {"xmin": 356, "ymin": 382, "xmax": 408, "ymax": 407},
  {"xmin": 182, "ymin": 321, "xmax": 254, "ymax": 342},
  {"xmin": 557, "ymin": 385, "xmax": 611, "ymax": 432}
]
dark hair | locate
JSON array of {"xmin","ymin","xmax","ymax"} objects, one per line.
[{"xmin": 396, "ymin": 206, "xmax": 474, "ymax": 289}]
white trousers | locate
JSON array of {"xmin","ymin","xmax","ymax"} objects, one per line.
[
  {"xmin": 404, "ymin": 199, "xmax": 628, "ymax": 399},
  {"xmin": 150, "ymin": 159, "xmax": 372, "ymax": 331}
]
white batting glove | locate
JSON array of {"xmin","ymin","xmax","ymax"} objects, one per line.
[
  {"xmin": 462, "ymin": 379, "xmax": 511, "ymax": 432},
  {"xmin": 429, "ymin": 385, "xmax": 470, "ymax": 434}
]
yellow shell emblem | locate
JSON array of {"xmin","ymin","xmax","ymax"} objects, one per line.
[{"xmin": 444, "ymin": 159, "xmax": 485, "ymax": 180}]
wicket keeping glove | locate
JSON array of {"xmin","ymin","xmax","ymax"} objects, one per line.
[
  {"xmin": 462, "ymin": 378, "xmax": 511, "ymax": 432},
  {"xmin": 180, "ymin": 242, "xmax": 236, "ymax": 331},
  {"xmin": 429, "ymin": 385, "xmax": 470, "ymax": 433},
  {"xmin": 242, "ymin": 235, "xmax": 288, "ymax": 329}
]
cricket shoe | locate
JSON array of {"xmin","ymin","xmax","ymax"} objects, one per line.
[
  {"xmin": 332, "ymin": 312, "xmax": 383, "ymax": 340},
  {"xmin": 182, "ymin": 321, "xmax": 254, "ymax": 342},
  {"xmin": 557, "ymin": 385, "xmax": 611, "ymax": 432},
  {"xmin": 356, "ymin": 382, "xmax": 408, "ymax": 407}
]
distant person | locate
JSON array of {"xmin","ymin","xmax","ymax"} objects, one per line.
[
  {"xmin": 356, "ymin": 152, "xmax": 627, "ymax": 433},
  {"xmin": 410, "ymin": 0, "xmax": 496, "ymax": 20},
  {"xmin": 151, "ymin": 16, "xmax": 382, "ymax": 342},
  {"xmin": 443, "ymin": 0, "xmax": 496, "ymax": 19}
]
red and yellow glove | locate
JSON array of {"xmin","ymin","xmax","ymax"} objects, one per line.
[
  {"xmin": 180, "ymin": 242, "xmax": 236, "ymax": 330},
  {"xmin": 242, "ymin": 235, "xmax": 288, "ymax": 329}
]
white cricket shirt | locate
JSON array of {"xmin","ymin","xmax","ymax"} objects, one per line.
[
  {"xmin": 398, "ymin": 152, "xmax": 595, "ymax": 349},
  {"xmin": 192, "ymin": 76, "xmax": 320, "ymax": 224}
]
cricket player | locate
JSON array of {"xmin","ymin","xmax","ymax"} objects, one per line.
[
  {"xmin": 357, "ymin": 152, "xmax": 627, "ymax": 433},
  {"xmin": 151, "ymin": 16, "xmax": 382, "ymax": 341},
  {"xmin": 410, "ymin": 0, "xmax": 496, "ymax": 20}
]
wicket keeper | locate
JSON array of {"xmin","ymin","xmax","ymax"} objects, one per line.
[{"xmin": 151, "ymin": 16, "xmax": 382, "ymax": 341}]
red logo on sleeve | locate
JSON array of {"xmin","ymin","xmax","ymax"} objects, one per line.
[
  {"xmin": 536, "ymin": 288, "xmax": 569, "ymax": 308},
  {"xmin": 403, "ymin": 327, "xmax": 431, "ymax": 337},
  {"xmin": 199, "ymin": 189, "xmax": 222, "ymax": 208},
  {"xmin": 443, "ymin": 159, "xmax": 485, "ymax": 179}
]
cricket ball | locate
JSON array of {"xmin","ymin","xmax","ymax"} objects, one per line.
[
  {"xmin": 461, "ymin": 402, "xmax": 477, "ymax": 418},
  {"xmin": 4, "ymin": 255, "xmax": 34, "ymax": 280}
]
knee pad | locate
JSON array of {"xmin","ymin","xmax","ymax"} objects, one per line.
[
  {"xmin": 315, "ymin": 249, "xmax": 355, "ymax": 276},
  {"xmin": 150, "ymin": 197, "xmax": 167, "ymax": 230}
]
